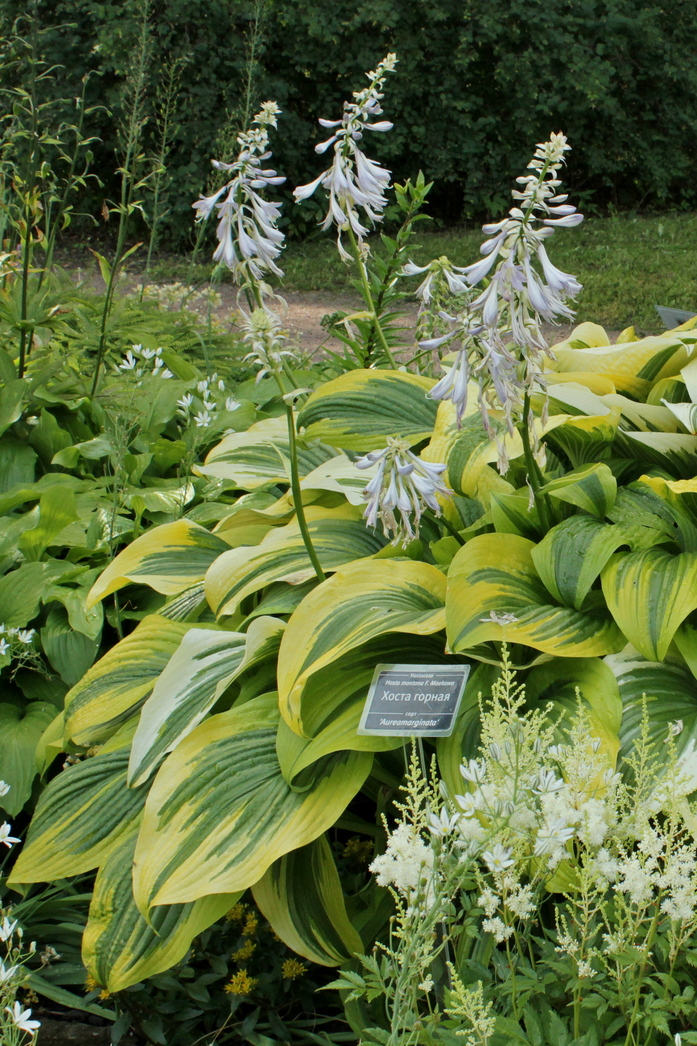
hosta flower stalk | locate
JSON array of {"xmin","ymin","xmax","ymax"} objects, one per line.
[
  {"xmin": 193, "ymin": 102, "xmax": 285, "ymax": 288},
  {"xmin": 356, "ymin": 437, "xmax": 450, "ymax": 546}
]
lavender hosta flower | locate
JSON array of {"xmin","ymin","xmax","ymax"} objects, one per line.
[
  {"xmin": 402, "ymin": 257, "xmax": 471, "ymax": 306},
  {"xmin": 294, "ymin": 54, "xmax": 397, "ymax": 261},
  {"xmin": 356, "ymin": 436, "xmax": 451, "ymax": 546},
  {"xmin": 193, "ymin": 102, "xmax": 286, "ymax": 284}
]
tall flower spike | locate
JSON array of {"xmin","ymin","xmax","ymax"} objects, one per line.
[
  {"xmin": 356, "ymin": 436, "xmax": 451, "ymax": 546},
  {"xmin": 294, "ymin": 55, "xmax": 397, "ymax": 261},
  {"xmin": 193, "ymin": 102, "xmax": 286, "ymax": 285}
]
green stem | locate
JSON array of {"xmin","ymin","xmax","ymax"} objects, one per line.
[
  {"xmin": 346, "ymin": 224, "xmax": 398, "ymax": 369},
  {"xmin": 623, "ymin": 908, "xmax": 662, "ymax": 1046},
  {"xmin": 17, "ymin": 203, "xmax": 32, "ymax": 377},
  {"xmin": 285, "ymin": 402, "xmax": 325, "ymax": 582},
  {"xmin": 519, "ymin": 391, "xmax": 553, "ymax": 531}
]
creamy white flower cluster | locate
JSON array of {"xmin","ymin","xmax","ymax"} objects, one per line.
[
  {"xmin": 0, "ymin": 625, "xmax": 35, "ymax": 661},
  {"xmin": 294, "ymin": 54, "xmax": 397, "ymax": 261},
  {"xmin": 0, "ymin": 856, "xmax": 41, "ymax": 1040},
  {"xmin": 422, "ymin": 133, "xmax": 583, "ymax": 463},
  {"xmin": 193, "ymin": 102, "xmax": 286, "ymax": 283},
  {"xmin": 370, "ymin": 822, "xmax": 435, "ymax": 900},
  {"xmin": 176, "ymin": 373, "xmax": 239, "ymax": 430},
  {"xmin": 116, "ymin": 343, "xmax": 173, "ymax": 381},
  {"xmin": 355, "ymin": 436, "xmax": 450, "ymax": 546}
]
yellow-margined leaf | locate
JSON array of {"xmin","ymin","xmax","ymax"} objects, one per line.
[
  {"xmin": 133, "ymin": 694, "xmax": 371, "ymax": 909},
  {"xmin": 83, "ymin": 828, "xmax": 239, "ymax": 992},
  {"xmin": 86, "ymin": 520, "xmax": 231, "ymax": 607},
  {"xmin": 9, "ymin": 728, "xmax": 146, "ymax": 885},
  {"xmin": 296, "ymin": 369, "xmax": 437, "ymax": 451},
  {"xmin": 553, "ymin": 335, "xmax": 692, "ymax": 395},
  {"xmin": 540, "ymin": 463, "xmax": 617, "ymax": 518},
  {"xmin": 446, "ymin": 533, "xmax": 624, "ymax": 658},
  {"xmin": 205, "ymin": 506, "xmax": 386, "ymax": 618},
  {"xmin": 252, "ymin": 835, "xmax": 363, "ymax": 966},
  {"xmin": 197, "ymin": 417, "xmax": 339, "ymax": 488},
  {"xmin": 277, "ymin": 559, "xmax": 446, "ymax": 735},
  {"xmin": 532, "ymin": 516, "xmax": 638, "ymax": 611},
  {"xmin": 64, "ymin": 616, "xmax": 190, "ymax": 746},
  {"xmin": 601, "ymin": 547, "xmax": 697, "ymax": 661},
  {"xmin": 128, "ymin": 617, "xmax": 285, "ymax": 787}
]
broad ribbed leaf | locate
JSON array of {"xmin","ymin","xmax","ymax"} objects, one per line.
[
  {"xmin": 9, "ymin": 730, "xmax": 146, "ymax": 884},
  {"xmin": 545, "ymin": 409, "xmax": 621, "ymax": 468},
  {"xmin": 87, "ymin": 520, "xmax": 230, "ymax": 607},
  {"xmin": 601, "ymin": 547, "xmax": 697, "ymax": 661},
  {"xmin": 83, "ymin": 829, "xmax": 239, "ymax": 992},
  {"xmin": 553, "ymin": 335, "xmax": 691, "ymax": 395},
  {"xmin": 541, "ymin": 463, "xmax": 617, "ymax": 518},
  {"xmin": 252, "ymin": 835, "xmax": 363, "ymax": 966},
  {"xmin": 276, "ymin": 708, "xmax": 402, "ymax": 788},
  {"xmin": 277, "ymin": 559, "xmax": 447, "ymax": 735},
  {"xmin": 622, "ymin": 431, "xmax": 697, "ymax": 477},
  {"xmin": 64, "ymin": 616, "xmax": 190, "ymax": 746},
  {"xmin": 532, "ymin": 517, "xmax": 636, "ymax": 611},
  {"xmin": 606, "ymin": 648, "xmax": 697, "ymax": 762},
  {"xmin": 447, "ymin": 533, "xmax": 624, "ymax": 658},
  {"xmin": 423, "ymin": 404, "xmax": 514, "ymax": 504},
  {"xmin": 296, "ymin": 369, "xmax": 437, "ymax": 452},
  {"xmin": 206, "ymin": 507, "xmax": 386, "ymax": 617},
  {"xmin": 490, "ymin": 491, "xmax": 542, "ymax": 540},
  {"xmin": 133, "ymin": 694, "xmax": 372, "ymax": 909},
  {"xmin": 128, "ymin": 616, "xmax": 285, "ymax": 787},
  {"xmin": 198, "ymin": 417, "xmax": 338, "ymax": 487}
]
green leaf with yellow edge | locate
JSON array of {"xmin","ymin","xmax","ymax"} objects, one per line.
[
  {"xmin": 277, "ymin": 559, "xmax": 447, "ymax": 735},
  {"xmin": 422, "ymin": 403, "xmax": 514, "ymax": 505},
  {"xmin": 296, "ymin": 369, "xmax": 437, "ymax": 452},
  {"xmin": 552, "ymin": 334, "xmax": 692, "ymax": 396},
  {"xmin": 540, "ymin": 463, "xmax": 617, "ymax": 518},
  {"xmin": 206, "ymin": 506, "xmax": 386, "ymax": 618},
  {"xmin": 293, "ymin": 633, "xmax": 455, "ymax": 739},
  {"xmin": 446, "ymin": 533, "xmax": 624, "ymax": 659},
  {"xmin": 490, "ymin": 491, "xmax": 542, "ymax": 540},
  {"xmin": 128, "ymin": 616, "xmax": 285, "ymax": 787},
  {"xmin": 64, "ymin": 615, "xmax": 190, "ymax": 746},
  {"xmin": 132, "ymin": 694, "xmax": 372, "ymax": 908},
  {"xmin": 83, "ymin": 828, "xmax": 240, "ymax": 992},
  {"xmin": 8, "ymin": 725, "xmax": 146, "ymax": 886},
  {"xmin": 525, "ymin": 657, "xmax": 622, "ymax": 768},
  {"xmin": 621, "ymin": 431, "xmax": 697, "ymax": 477},
  {"xmin": 252, "ymin": 835, "xmax": 363, "ymax": 966},
  {"xmin": 198, "ymin": 417, "xmax": 338, "ymax": 488},
  {"xmin": 544, "ymin": 407, "xmax": 622, "ymax": 468},
  {"xmin": 299, "ymin": 454, "xmax": 367, "ymax": 506},
  {"xmin": 601, "ymin": 547, "xmax": 697, "ymax": 661},
  {"xmin": 86, "ymin": 520, "xmax": 231, "ymax": 608},
  {"xmin": 605, "ymin": 648, "xmax": 697, "ymax": 763},
  {"xmin": 532, "ymin": 516, "xmax": 636, "ymax": 611}
]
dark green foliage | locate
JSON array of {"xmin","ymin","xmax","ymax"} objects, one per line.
[{"xmin": 1, "ymin": 0, "xmax": 697, "ymax": 248}]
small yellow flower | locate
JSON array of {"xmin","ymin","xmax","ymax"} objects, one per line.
[
  {"xmin": 99, "ymin": 988, "xmax": 112, "ymax": 1001},
  {"xmin": 242, "ymin": 910, "xmax": 258, "ymax": 937},
  {"xmin": 281, "ymin": 958, "xmax": 307, "ymax": 981},
  {"xmin": 225, "ymin": 970, "xmax": 257, "ymax": 996},
  {"xmin": 343, "ymin": 837, "xmax": 374, "ymax": 864},
  {"xmin": 85, "ymin": 974, "xmax": 100, "ymax": 991},
  {"xmin": 225, "ymin": 902, "xmax": 246, "ymax": 923},
  {"xmin": 232, "ymin": 939, "xmax": 256, "ymax": 962}
]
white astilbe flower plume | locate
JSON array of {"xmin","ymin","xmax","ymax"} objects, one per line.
[
  {"xmin": 356, "ymin": 436, "xmax": 451, "ymax": 546},
  {"xmin": 193, "ymin": 102, "xmax": 286, "ymax": 283},
  {"xmin": 294, "ymin": 54, "xmax": 397, "ymax": 261},
  {"xmin": 424, "ymin": 133, "xmax": 583, "ymax": 469}
]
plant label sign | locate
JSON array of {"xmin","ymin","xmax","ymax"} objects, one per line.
[{"xmin": 357, "ymin": 664, "xmax": 470, "ymax": 737}]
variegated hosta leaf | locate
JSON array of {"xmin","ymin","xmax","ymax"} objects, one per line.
[
  {"xmin": 446, "ymin": 533, "xmax": 625, "ymax": 659},
  {"xmin": 277, "ymin": 559, "xmax": 447, "ymax": 735},
  {"xmin": 252, "ymin": 835, "xmax": 363, "ymax": 966},
  {"xmin": 553, "ymin": 334, "xmax": 692, "ymax": 395},
  {"xmin": 276, "ymin": 708, "xmax": 402, "ymax": 788},
  {"xmin": 299, "ymin": 454, "xmax": 367, "ymax": 506},
  {"xmin": 205, "ymin": 507, "xmax": 386, "ymax": 618},
  {"xmin": 86, "ymin": 520, "xmax": 231, "ymax": 607},
  {"xmin": 489, "ymin": 490, "xmax": 543, "ymax": 540},
  {"xmin": 296, "ymin": 369, "xmax": 438, "ymax": 452},
  {"xmin": 197, "ymin": 416, "xmax": 339, "ymax": 488},
  {"xmin": 64, "ymin": 616, "xmax": 191, "ymax": 746},
  {"xmin": 83, "ymin": 828, "xmax": 239, "ymax": 992},
  {"xmin": 601, "ymin": 547, "xmax": 697, "ymax": 661},
  {"xmin": 133, "ymin": 694, "xmax": 372, "ymax": 909},
  {"xmin": 605, "ymin": 647, "xmax": 697, "ymax": 762},
  {"xmin": 291, "ymin": 632, "xmax": 455, "ymax": 739},
  {"xmin": 128, "ymin": 616, "xmax": 285, "ymax": 787},
  {"xmin": 9, "ymin": 726, "xmax": 146, "ymax": 885},
  {"xmin": 532, "ymin": 516, "xmax": 638, "ymax": 611},
  {"xmin": 540, "ymin": 462, "xmax": 617, "ymax": 518},
  {"xmin": 622, "ymin": 431, "xmax": 697, "ymax": 477},
  {"xmin": 525, "ymin": 657, "xmax": 622, "ymax": 766},
  {"xmin": 423, "ymin": 404, "xmax": 514, "ymax": 504},
  {"xmin": 545, "ymin": 408, "xmax": 622, "ymax": 468}
]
